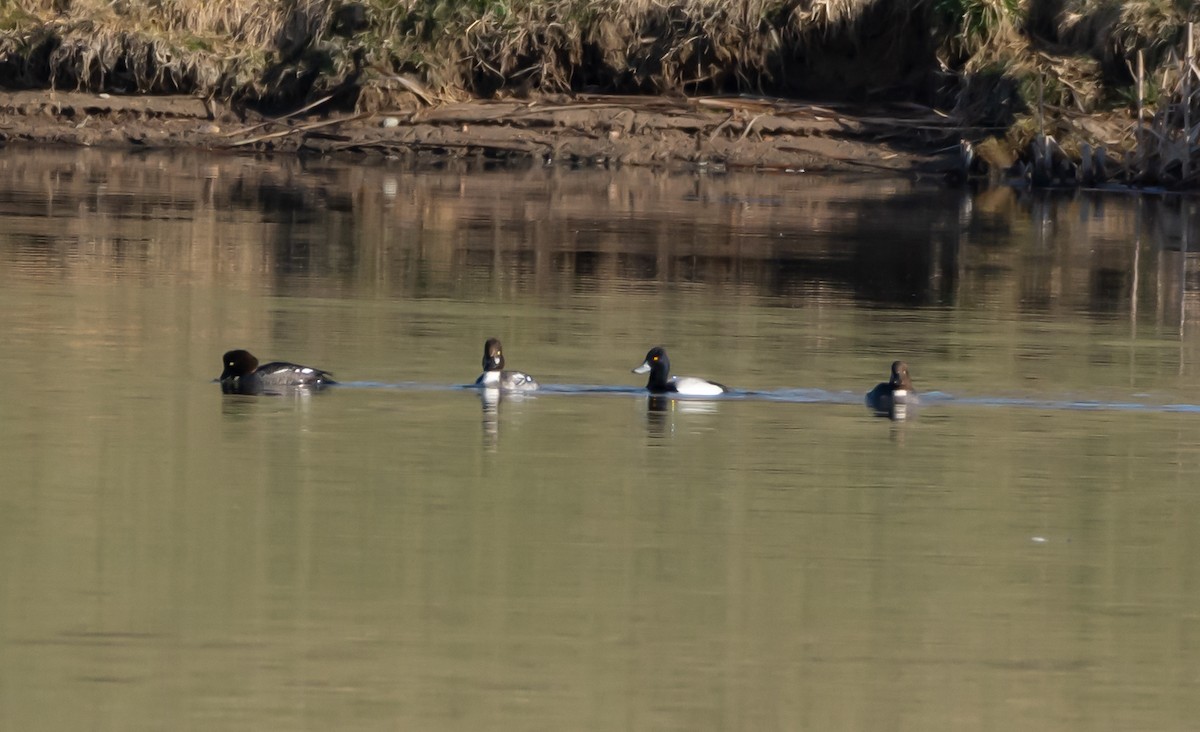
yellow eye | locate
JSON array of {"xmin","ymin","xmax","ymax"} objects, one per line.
[{"xmin": 652, "ymin": 355, "xmax": 659, "ymax": 361}]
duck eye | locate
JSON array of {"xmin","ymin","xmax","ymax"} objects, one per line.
[{"xmin": 652, "ymin": 355, "xmax": 659, "ymax": 361}]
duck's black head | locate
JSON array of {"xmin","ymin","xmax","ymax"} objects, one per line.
[
  {"xmin": 889, "ymin": 360, "xmax": 913, "ymax": 391},
  {"xmin": 221, "ymin": 349, "xmax": 259, "ymax": 380},
  {"xmin": 482, "ymin": 338, "xmax": 505, "ymax": 373},
  {"xmin": 632, "ymin": 346, "xmax": 671, "ymax": 388}
]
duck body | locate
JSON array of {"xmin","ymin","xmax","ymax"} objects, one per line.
[
  {"xmin": 475, "ymin": 369, "xmax": 539, "ymax": 391},
  {"xmin": 632, "ymin": 346, "xmax": 727, "ymax": 396},
  {"xmin": 219, "ymin": 349, "xmax": 335, "ymax": 395},
  {"xmin": 866, "ymin": 360, "xmax": 916, "ymax": 412},
  {"xmin": 475, "ymin": 338, "xmax": 538, "ymax": 391}
]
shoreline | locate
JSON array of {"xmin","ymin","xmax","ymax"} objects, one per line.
[
  {"xmin": 5, "ymin": 2, "xmax": 1199, "ymax": 187},
  {"xmin": 0, "ymin": 89, "xmax": 957, "ymax": 177}
]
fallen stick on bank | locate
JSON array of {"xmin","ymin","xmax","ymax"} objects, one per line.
[
  {"xmin": 228, "ymin": 113, "xmax": 369, "ymax": 147},
  {"xmin": 222, "ymin": 94, "xmax": 338, "ymax": 139}
]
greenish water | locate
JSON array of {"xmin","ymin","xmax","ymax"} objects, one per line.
[{"xmin": 2, "ymin": 148, "xmax": 1200, "ymax": 730}]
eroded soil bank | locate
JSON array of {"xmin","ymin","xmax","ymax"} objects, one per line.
[{"xmin": 0, "ymin": 89, "xmax": 957, "ymax": 176}]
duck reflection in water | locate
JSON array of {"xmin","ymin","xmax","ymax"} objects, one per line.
[
  {"xmin": 220, "ymin": 386, "xmax": 321, "ymax": 420},
  {"xmin": 644, "ymin": 394, "xmax": 720, "ymax": 440},
  {"xmin": 645, "ymin": 395, "xmax": 674, "ymax": 439},
  {"xmin": 478, "ymin": 387, "xmax": 534, "ymax": 450},
  {"xmin": 866, "ymin": 360, "xmax": 917, "ymax": 421}
]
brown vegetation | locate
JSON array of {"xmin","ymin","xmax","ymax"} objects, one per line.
[{"xmin": 2, "ymin": 1, "xmax": 1200, "ymax": 186}]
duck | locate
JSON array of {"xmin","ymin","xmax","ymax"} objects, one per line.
[
  {"xmin": 865, "ymin": 360, "xmax": 915, "ymax": 412},
  {"xmin": 632, "ymin": 346, "xmax": 727, "ymax": 396},
  {"xmin": 219, "ymin": 349, "xmax": 335, "ymax": 395},
  {"xmin": 475, "ymin": 338, "xmax": 538, "ymax": 391}
]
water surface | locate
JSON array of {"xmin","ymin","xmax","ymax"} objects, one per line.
[{"xmin": 1, "ymin": 148, "xmax": 1199, "ymax": 730}]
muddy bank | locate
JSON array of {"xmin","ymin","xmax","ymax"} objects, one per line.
[{"xmin": 0, "ymin": 89, "xmax": 958, "ymax": 175}]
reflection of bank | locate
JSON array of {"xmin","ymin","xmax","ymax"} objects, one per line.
[
  {"xmin": 645, "ymin": 395, "xmax": 720, "ymax": 440},
  {"xmin": 11, "ymin": 149, "xmax": 1199, "ymax": 334},
  {"xmin": 478, "ymin": 388, "xmax": 534, "ymax": 450}
]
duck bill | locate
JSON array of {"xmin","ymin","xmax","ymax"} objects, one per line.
[{"xmin": 632, "ymin": 361, "xmax": 651, "ymax": 374}]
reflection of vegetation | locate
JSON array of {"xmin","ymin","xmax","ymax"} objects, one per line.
[{"xmin": 2, "ymin": 147, "xmax": 1197, "ymax": 327}]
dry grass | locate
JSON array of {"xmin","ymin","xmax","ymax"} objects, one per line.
[
  {"xmin": 3, "ymin": 0, "xmax": 1200, "ymax": 186},
  {"xmin": 0, "ymin": 0, "xmax": 1192, "ymax": 108},
  {"xmin": 1126, "ymin": 21, "xmax": 1200, "ymax": 187},
  {"xmin": 1057, "ymin": 0, "xmax": 1187, "ymax": 72},
  {"xmin": 1, "ymin": 0, "xmax": 935, "ymax": 105},
  {"xmin": 1, "ymin": 0, "xmax": 346, "ymax": 103}
]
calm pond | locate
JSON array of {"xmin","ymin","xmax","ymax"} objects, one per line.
[{"xmin": 1, "ymin": 147, "xmax": 1199, "ymax": 731}]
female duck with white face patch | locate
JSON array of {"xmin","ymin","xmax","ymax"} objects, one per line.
[
  {"xmin": 632, "ymin": 346, "xmax": 727, "ymax": 396},
  {"xmin": 475, "ymin": 338, "xmax": 538, "ymax": 391}
]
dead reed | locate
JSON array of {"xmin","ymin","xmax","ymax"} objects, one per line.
[{"xmin": 1126, "ymin": 21, "xmax": 1200, "ymax": 187}]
